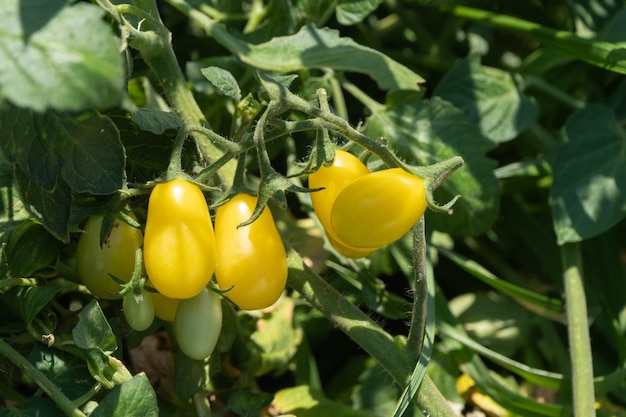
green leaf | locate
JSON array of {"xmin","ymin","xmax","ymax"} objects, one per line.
[
  {"xmin": 0, "ymin": 406, "xmax": 24, "ymax": 416},
  {"xmin": 363, "ymin": 93, "xmax": 499, "ymax": 236},
  {"xmin": 130, "ymin": 108, "xmax": 183, "ymax": 135},
  {"xmin": 234, "ymin": 24, "xmax": 424, "ymax": 91},
  {"xmin": 437, "ymin": 320, "xmax": 563, "ymax": 391},
  {"xmin": 246, "ymin": 298, "xmax": 303, "ymax": 376},
  {"xmin": 435, "ymin": 245, "xmax": 564, "ymax": 319},
  {"xmin": 336, "ymin": 0, "xmax": 384, "ymax": 25},
  {"xmin": 569, "ymin": 0, "xmax": 623, "ymax": 35},
  {"xmin": 352, "ymin": 360, "xmax": 422, "ymax": 417},
  {"xmin": 90, "ymin": 374, "xmax": 159, "ymax": 417},
  {"xmin": 0, "ymin": 0, "xmax": 124, "ymax": 112},
  {"xmin": 111, "ymin": 113, "xmax": 177, "ymax": 184},
  {"xmin": 550, "ymin": 104, "xmax": 626, "ymax": 244},
  {"xmin": 272, "ymin": 385, "xmax": 379, "ymax": 417},
  {"xmin": 73, "ymin": 300, "xmax": 117, "ymax": 354},
  {"xmin": 0, "ymin": 106, "xmax": 125, "ymax": 195},
  {"xmin": 450, "ymin": 6, "xmax": 626, "ymax": 75},
  {"xmin": 433, "ymin": 54, "xmax": 538, "ymax": 143},
  {"xmin": 30, "ymin": 345, "xmax": 93, "ymax": 401},
  {"xmin": 72, "ymin": 301, "xmax": 132, "ymax": 389},
  {"xmin": 172, "ymin": 351, "xmax": 209, "ymax": 400},
  {"xmin": 14, "ymin": 169, "xmax": 71, "ymax": 242},
  {"xmin": 6, "ymin": 220, "xmax": 61, "ymax": 277},
  {"xmin": 226, "ymin": 390, "xmax": 274, "ymax": 416},
  {"xmin": 200, "ymin": 67, "xmax": 242, "ymax": 101},
  {"xmin": 293, "ymin": 0, "xmax": 335, "ymax": 25},
  {"xmin": 449, "ymin": 292, "xmax": 534, "ymax": 357},
  {"xmin": 1, "ymin": 285, "xmax": 61, "ymax": 325},
  {"xmin": 24, "ymin": 397, "xmax": 65, "ymax": 417}
]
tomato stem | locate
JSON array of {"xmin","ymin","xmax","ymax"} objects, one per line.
[
  {"xmin": 0, "ymin": 338, "xmax": 88, "ymax": 417},
  {"xmin": 561, "ymin": 243, "xmax": 596, "ymax": 417},
  {"xmin": 286, "ymin": 244, "xmax": 459, "ymax": 417},
  {"xmin": 105, "ymin": 0, "xmax": 236, "ymax": 184}
]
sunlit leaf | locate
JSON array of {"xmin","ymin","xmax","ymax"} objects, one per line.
[
  {"xmin": 90, "ymin": 374, "xmax": 159, "ymax": 417},
  {"xmin": 434, "ymin": 54, "xmax": 538, "ymax": 143},
  {"xmin": 550, "ymin": 104, "xmax": 626, "ymax": 244},
  {"xmin": 0, "ymin": 0, "xmax": 124, "ymax": 112}
]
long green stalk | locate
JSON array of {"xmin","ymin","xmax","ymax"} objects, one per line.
[
  {"xmin": 0, "ymin": 338, "xmax": 88, "ymax": 417},
  {"xmin": 445, "ymin": 5, "xmax": 626, "ymax": 75},
  {"xmin": 561, "ymin": 243, "xmax": 596, "ymax": 417},
  {"xmin": 286, "ymin": 245, "xmax": 458, "ymax": 416}
]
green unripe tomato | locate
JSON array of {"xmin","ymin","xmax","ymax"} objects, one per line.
[
  {"xmin": 123, "ymin": 290, "xmax": 155, "ymax": 331},
  {"xmin": 76, "ymin": 215, "xmax": 143, "ymax": 299},
  {"xmin": 174, "ymin": 288, "xmax": 222, "ymax": 360}
]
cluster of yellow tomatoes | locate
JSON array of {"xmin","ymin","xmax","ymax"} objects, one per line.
[
  {"xmin": 77, "ymin": 179, "xmax": 288, "ymax": 360},
  {"xmin": 76, "ymin": 149, "xmax": 427, "ymax": 361},
  {"xmin": 309, "ymin": 150, "xmax": 427, "ymax": 258}
]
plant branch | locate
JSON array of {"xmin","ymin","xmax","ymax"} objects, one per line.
[
  {"xmin": 561, "ymin": 243, "xmax": 596, "ymax": 417},
  {"xmin": 407, "ymin": 217, "xmax": 428, "ymax": 362},
  {"xmin": 117, "ymin": 0, "xmax": 236, "ymax": 183},
  {"xmin": 0, "ymin": 338, "xmax": 88, "ymax": 417},
  {"xmin": 286, "ymin": 244, "xmax": 458, "ymax": 416}
]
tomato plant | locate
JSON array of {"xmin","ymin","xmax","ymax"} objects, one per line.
[
  {"xmin": 308, "ymin": 150, "xmax": 377, "ymax": 258},
  {"xmin": 214, "ymin": 194, "xmax": 288, "ymax": 310},
  {"xmin": 4, "ymin": 0, "xmax": 623, "ymax": 416},
  {"xmin": 123, "ymin": 289, "xmax": 155, "ymax": 332},
  {"xmin": 76, "ymin": 214, "xmax": 143, "ymax": 299},
  {"xmin": 143, "ymin": 178, "xmax": 216, "ymax": 299},
  {"xmin": 331, "ymin": 168, "xmax": 427, "ymax": 248},
  {"xmin": 174, "ymin": 288, "xmax": 223, "ymax": 361}
]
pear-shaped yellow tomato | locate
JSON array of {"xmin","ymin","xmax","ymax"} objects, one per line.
[
  {"xmin": 331, "ymin": 168, "xmax": 427, "ymax": 248},
  {"xmin": 149, "ymin": 290, "xmax": 180, "ymax": 322},
  {"xmin": 143, "ymin": 178, "xmax": 216, "ymax": 299},
  {"xmin": 308, "ymin": 150, "xmax": 377, "ymax": 258},
  {"xmin": 76, "ymin": 214, "xmax": 143, "ymax": 299},
  {"xmin": 214, "ymin": 194, "xmax": 287, "ymax": 310}
]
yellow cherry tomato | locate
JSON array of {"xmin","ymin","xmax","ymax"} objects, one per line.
[
  {"xmin": 308, "ymin": 150, "xmax": 377, "ymax": 258},
  {"xmin": 331, "ymin": 168, "xmax": 427, "ymax": 248},
  {"xmin": 214, "ymin": 194, "xmax": 287, "ymax": 310},
  {"xmin": 149, "ymin": 290, "xmax": 180, "ymax": 322},
  {"xmin": 143, "ymin": 178, "xmax": 216, "ymax": 299}
]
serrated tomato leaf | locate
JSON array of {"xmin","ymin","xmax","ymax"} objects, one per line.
[
  {"xmin": 0, "ymin": 0, "xmax": 124, "ymax": 112},
  {"xmin": 73, "ymin": 300, "xmax": 117, "ymax": 354},
  {"xmin": 273, "ymin": 385, "xmax": 379, "ymax": 417},
  {"xmin": 364, "ymin": 93, "xmax": 499, "ymax": 236},
  {"xmin": 89, "ymin": 374, "xmax": 159, "ymax": 417},
  {"xmin": 232, "ymin": 24, "xmax": 424, "ymax": 91},
  {"xmin": 30, "ymin": 345, "xmax": 93, "ymax": 401},
  {"xmin": 0, "ymin": 106, "xmax": 125, "ymax": 195},
  {"xmin": 200, "ymin": 67, "xmax": 242, "ymax": 101},
  {"xmin": 14, "ymin": 169, "xmax": 71, "ymax": 242},
  {"xmin": 550, "ymin": 104, "xmax": 626, "ymax": 244},
  {"xmin": 1, "ymin": 285, "xmax": 61, "ymax": 325},
  {"xmin": 336, "ymin": 0, "xmax": 384, "ymax": 25},
  {"xmin": 130, "ymin": 108, "xmax": 183, "ymax": 135},
  {"xmin": 6, "ymin": 220, "xmax": 61, "ymax": 277}
]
